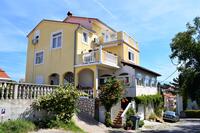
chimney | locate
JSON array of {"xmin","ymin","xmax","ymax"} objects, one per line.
[{"xmin": 67, "ymin": 11, "xmax": 73, "ymax": 17}]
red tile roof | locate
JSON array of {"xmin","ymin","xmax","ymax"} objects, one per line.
[
  {"xmin": 163, "ymin": 93, "xmax": 176, "ymax": 98},
  {"xmin": 0, "ymin": 69, "xmax": 10, "ymax": 79}
]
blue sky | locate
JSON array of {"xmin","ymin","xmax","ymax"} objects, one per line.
[{"xmin": 0, "ymin": 0, "xmax": 200, "ymax": 82}]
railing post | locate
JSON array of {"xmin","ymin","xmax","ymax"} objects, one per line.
[
  {"xmin": 13, "ymin": 84, "xmax": 18, "ymax": 99},
  {"xmin": 1, "ymin": 83, "xmax": 5, "ymax": 100},
  {"xmin": 99, "ymin": 45, "xmax": 102, "ymax": 64}
]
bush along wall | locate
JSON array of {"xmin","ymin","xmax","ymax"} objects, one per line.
[
  {"xmin": 184, "ymin": 110, "xmax": 200, "ymax": 118},
  {"xmin": 134, "ymin": 94, "xmax": 163, "ymax": 118}
]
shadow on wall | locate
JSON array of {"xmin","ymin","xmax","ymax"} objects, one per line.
[{"xmin": 19, "ymin": 107, "xmax": 52, "ymax": 122}]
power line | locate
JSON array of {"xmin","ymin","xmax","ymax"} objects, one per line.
[
  {"xmin": 160, "ymin": 62, "xmax": 184, "ymax": 83},
  {"xmin": 160, "ymin": 69, "xmax": 178, "ymax": 83}
]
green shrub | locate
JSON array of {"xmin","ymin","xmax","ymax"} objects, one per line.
[
  {"xmin": 126, "ymin": 120, "xmax": 133, "ymax": 128},
  {"xmin": 139, "ymin": 120, "xmax": 144, "ymax": 127},
  {"xmin": 47, "ymin": 119, "xmax": 85, "ymax": 133},
  {"xmin": 126, "ymin": 108, "xmax": 135, "ymax": 121},
  {"xmin": 99, "ymin": 78, "xmax": 123, "ymax": 112},
  {"xmin": 148, "ymin": 113, "xmax": 156, "ymax": 121},
  {"xmin": 105, "ymin": 112, "xmax": 112, "ymax": 127},
  {"xmin": 32, "ymin": 84, "xmax": 81, "ymax": 123},
  {"xmin": 134, "ymin": 94, "xmax": 163, "ymax": 118},
  {"xmin": 0, "ymin": 119, "xmax": 36, "ymax": 133},
  {"xmin": 184, "ymin": 110, "xmax": 200, "ymax": 118},
  {"xmin": 155, "ymin": 108, "xmax": 163, "ymax": 117}
]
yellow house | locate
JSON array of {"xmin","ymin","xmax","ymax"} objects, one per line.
[{"xmin": 25, "ymin": 12, "xmax": 160, "ymax": 99}]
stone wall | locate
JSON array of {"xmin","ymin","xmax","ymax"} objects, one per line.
[
  {"xmin": 0, "ymin": 81, "xmax": 96, "ymax": 122},
  {"xmin": 76, "ymin": 98, "xmax": 95, "ymax": 117},
  {"xmin": 0, "ymin": 99, "xmax": 33, "ymax": 122}
]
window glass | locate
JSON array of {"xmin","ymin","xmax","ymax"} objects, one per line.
[
  {"xmin": 35, "ymin": 75, "xmax": 44, "ymax": 84},
  {"xmin": 136, "ymin": 73, "xmax": 144, "ymax": 86},
  {"xmin": 118, "ymin": 73, "xmax": 130, "ymax": 86},
  {"xmin": 128, "ymin": 51, "xmax": 134, "ymax": 61},
  {"xmin": 83, "ymin": 32, "xmax": 88, "ymax": 43},
  {"xmin": 35, "ymin": 51, "xmax": 43, "ymax": 64},
  {"xmin": 52, "ymin": 32, "xmax": 62, "ymax": 48}
]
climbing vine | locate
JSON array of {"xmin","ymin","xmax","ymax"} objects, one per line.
[{"xmin": 134, "ymin": 94, "xmax": 163, "ymax": 117}]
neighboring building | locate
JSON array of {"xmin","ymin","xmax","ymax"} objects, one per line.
[
  {"xmin": 163, "ymin": 92, "xmax": 176, "ymax": 111},
  {"xmin": 25, "ymin": 12, "xmax": 161, "ymax": 124},
  {"xmin": 0, "ymin": 68, "xmax": 11, "ymax": 81}
]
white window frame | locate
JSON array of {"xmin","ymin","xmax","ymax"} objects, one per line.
[
  {"xmin": 35, "ymin": 75, "xmax": 44, "ymax": 84},
  {"xmin": 82, "ymin": 31, "xmax": 89, "ymax": 44},
  {"xmin": 51, "ymin": 30, "xmax": 63, "ymax": 49},
  {"xmin": 34, "ymin": 50, "xmax": 44, "ymax": 65},
  {"xmin": 117, "ymin": 73, "xmax": 130, "ymax": 87},
  {"xmin": 128, "ymin": 48, "xmax": 134, "ymax": 62},
  {"xmin": 136, "ymin": 73, "xmax": 144, "ymax": 86},
  {"xmin": 144, "ymin": 76, "xmax": 150, "ymax": 87},
  {"xmin": 99, "ymin": 76, "xmax": 111, "ymax": 84},
  {"xmin": 151, "ymin": 78, "xmax": 157, "ymax": 87}
]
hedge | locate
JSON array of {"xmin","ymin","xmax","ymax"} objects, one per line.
[{"xmin": 184, "ymin": 110, "xmax": 200, "ymax": 118}]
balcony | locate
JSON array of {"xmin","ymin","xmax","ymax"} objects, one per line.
[
  {"xmin": 99, "ymin": 31, "xmax": 138, "ymax": 50},
  {"xmin": 76, "ymin": 47, "xmax": 119, "ymax": 68}
]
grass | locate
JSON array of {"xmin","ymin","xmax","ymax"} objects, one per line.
[
  {"xmin": 0, "ymin": 119, "xmax": 85, "ymax": 133},
  {"xmin": 0, "ymin": 119, "xmax": 36, "ymax": 133},
  {"xmin": 47, "ymin": 119, "xmax": 86, "ymax": 133}
]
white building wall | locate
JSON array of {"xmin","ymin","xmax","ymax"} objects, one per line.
[
  {"xmin": 136, "ymin": 86, "xmax": 158, "ymax": 96},
  {"xmin": 176, "ymin": 95, "xmax": 183, "ymax": 115},
  {"xmin": 115, "ymin": 65, "xmax": 136, "ymax": 97}
]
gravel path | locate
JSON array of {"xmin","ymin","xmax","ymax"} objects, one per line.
[
  {"xmin": 73, "ymin": 112, "xmax": 135, "ymax": 133},
  {"xmin": 73, "ymin": 112, "xmax": 108, "ymax": 133},
  {"xmin": 29, "ymin": 129, "xmax": 70, "ymax": 133}
]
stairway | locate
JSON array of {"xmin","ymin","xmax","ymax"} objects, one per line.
[{"xmin": 112, "ymin": 110, "xmax": 124, "ymax": 128}]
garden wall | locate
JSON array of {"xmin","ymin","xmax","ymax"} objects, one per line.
[
  {"xmin": 0, "ymin": 81, "xmax": 96, "ymax": 122},
  {"xmin": 137, "ymin": 103, "xmax": 154, "ymax": 120},
  {"xmin": 76, "ymin": 98, "xmax": 95, "ymax": 117},
  {"xmin": 0, "ymin": 99, "xmax": 33, "ymax": 122}
]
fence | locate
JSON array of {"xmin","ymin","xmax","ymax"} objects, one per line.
[{"xmin": 0, "ymin": 81, "xmax": 57, "ymax": 100}]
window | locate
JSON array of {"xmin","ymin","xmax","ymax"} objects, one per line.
[
  {"xmin": 99, "ymin": 74, "xmax": 112, "ymax": 85},
  {"xmin": 35, "ymin": 51, "xmax": 44, "ymax": 64},
  {"xmin": 128, "ymin": 49, "xmax": 134, "ymax": 62},
  {"xmin": 51, "ymin": 31, "xmax": 62, "ymax": 49},
  {"xmin": 144, "ymin": 76, "xmax": 150, "ymax": 86},
  {"xmin": 118, "ymin": 73, "xmax": 130, "ymax": 86},
  {"xmin": 64, "ymin": 72, "xmax": 74, "ymax": 85},
  {"xmin": 35, "ymin": 75, "xmax": 44, "ymax": 84},
  {"xmin": 136, "ymin": 73, "xmax": 144, "ymax": 86},
  {"xmin": 151, "ymin": 78, "xmax": 157, "ymax": 87},
  {"xmin": 82, "ymin": 32, "xmax": 88, "ymax": 43}
]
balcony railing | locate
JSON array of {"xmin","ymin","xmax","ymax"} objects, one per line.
[
  {"xmin": 99, "ymin": 31, "xmax": 138, "ymax": 50},
  {"xmin": 76, "ymin": 48, "xmax": 118, "ymax": 67}
]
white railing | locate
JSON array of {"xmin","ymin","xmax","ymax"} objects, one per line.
[
  {"xmin": 102, "ymin": 51, "xmax": 118, "ymax": 66},
  {"xmin": 79, "ymin": 89, "xmax": 93, "ymax": 99},
  {"xmin": 83, "ymin": 51, "xmax": 98, "ymax": 64},
  {"xmin": 81, "ymin": 49, "xmax": 118, "ymax": 67},
  {"xmin": 121, "ymin": 101, "xmax": 135, "ymax": 124},
  {"xmin": 0, "ymin": 81, "xmax": 57, "ymax": 100}
]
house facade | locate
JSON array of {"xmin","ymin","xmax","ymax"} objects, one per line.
[
  {"xmin": 25, "ymin": 12, "xmax": 160, "ymax": 124},
  {"xmin": 26, "ymin": 13, "xmax": 160, "ymax": 97}
]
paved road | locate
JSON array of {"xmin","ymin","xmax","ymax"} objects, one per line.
[{"xmin": 141, "ymin": 118, "xmax": 200, "ymax": 133}]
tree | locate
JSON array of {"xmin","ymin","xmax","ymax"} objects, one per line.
[
  {"xmin": 99, "ymin": 78, "xmax": 123, "ymax": 126},
  {"xmin": 170, "ymin": 17, "xmax": 200, "ymax": 107}
]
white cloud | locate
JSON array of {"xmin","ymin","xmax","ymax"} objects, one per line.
[{"xmin": 92, "ymin": 0, "xmax": 116, "ymax": 19}]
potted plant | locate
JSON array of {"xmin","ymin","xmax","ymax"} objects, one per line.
[{"xmin": 126, "ymin": 120, "xmax": 133, "ymax": 130}]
